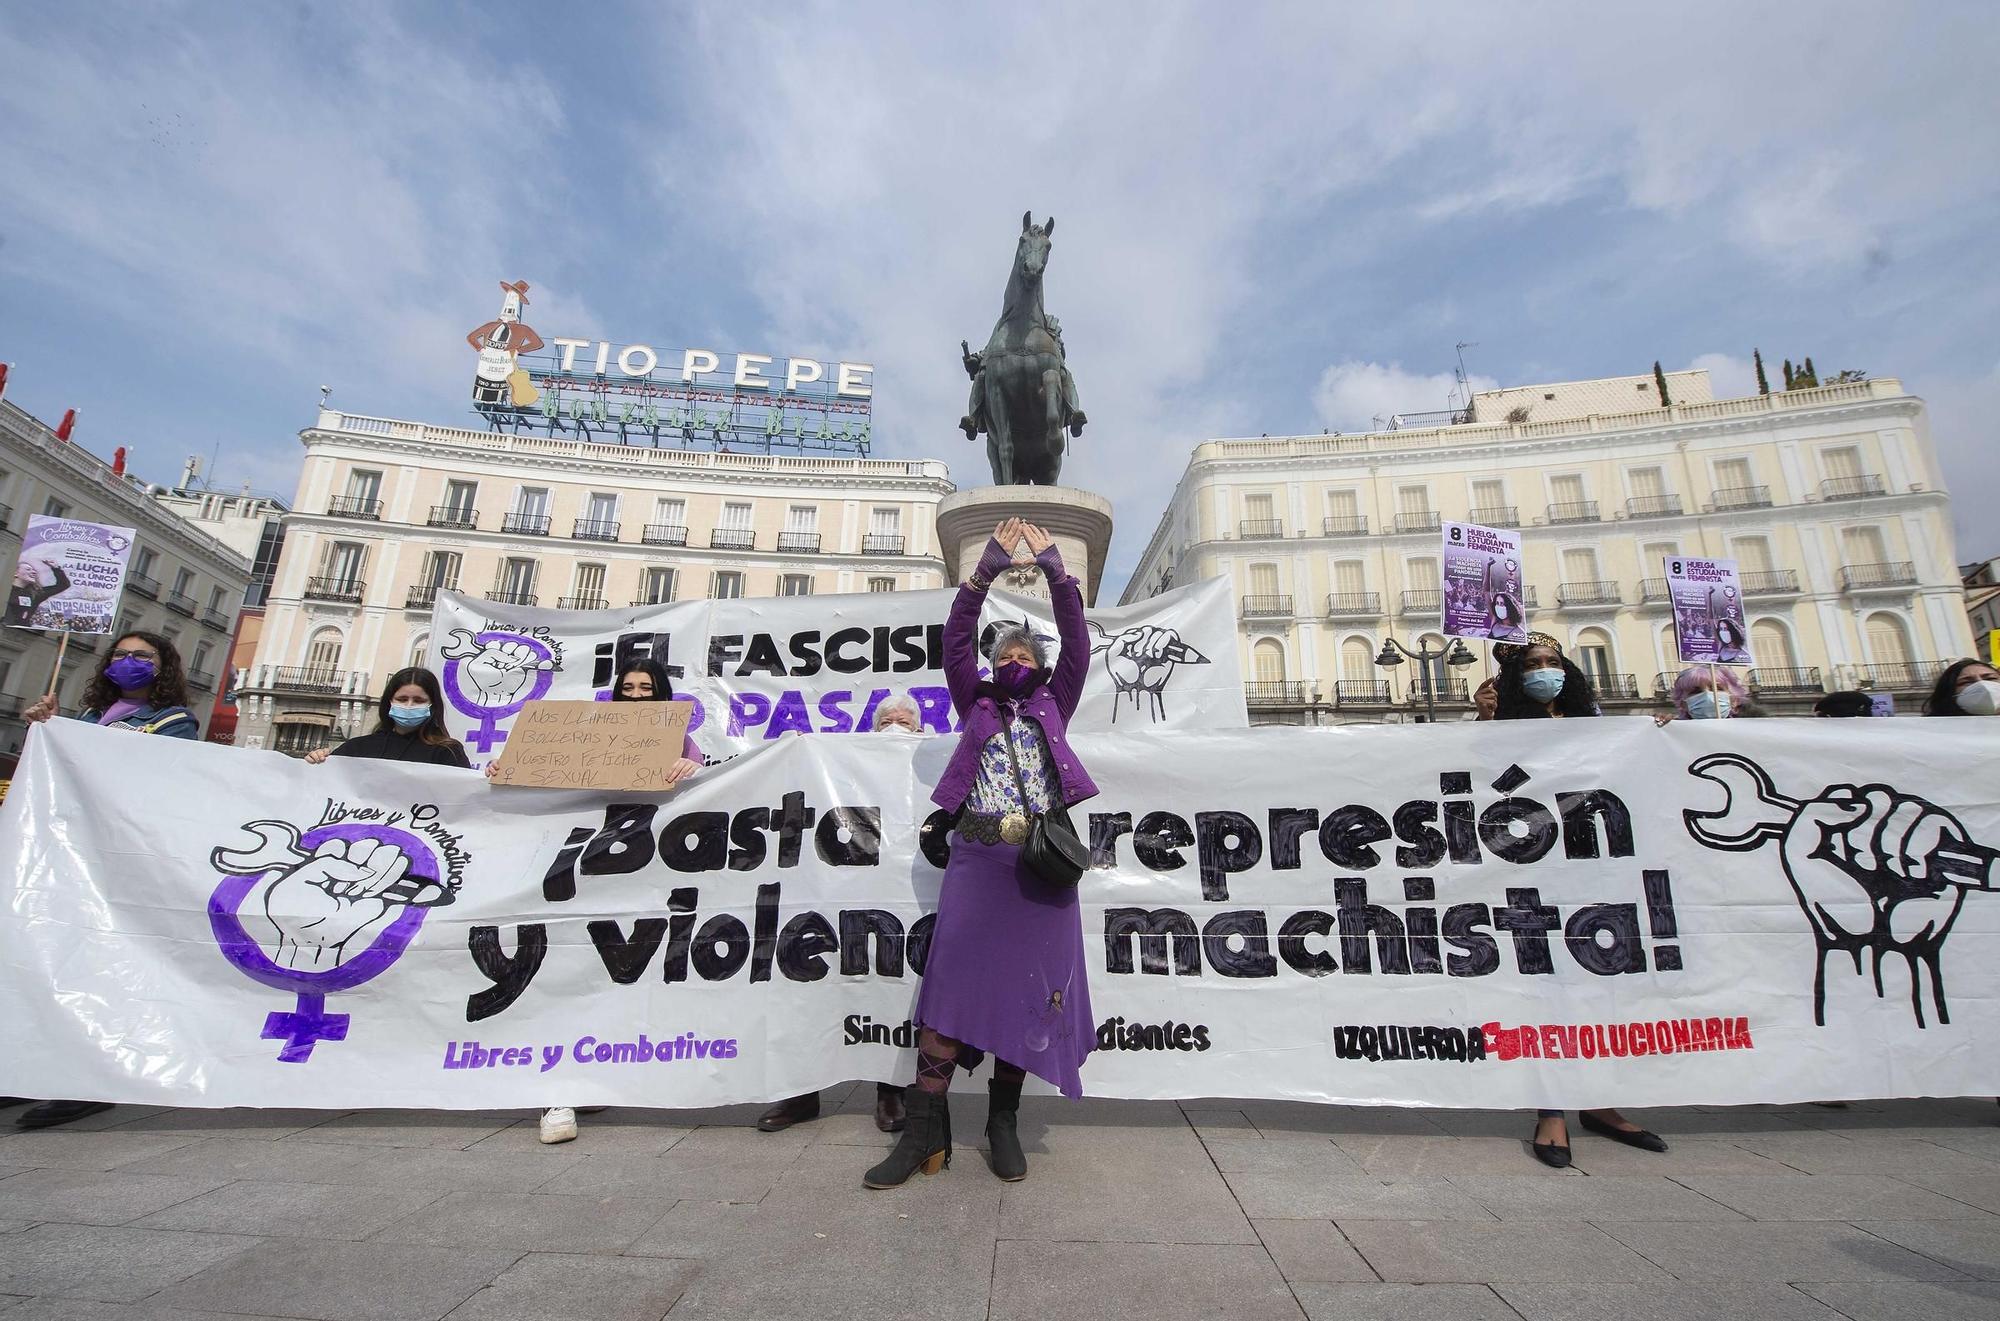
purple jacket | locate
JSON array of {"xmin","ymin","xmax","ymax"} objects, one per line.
[{"xmin": 931, "ymin": 537, "xmax": 1100, "ymax": 813}]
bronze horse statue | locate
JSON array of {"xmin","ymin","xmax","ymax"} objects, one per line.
[{"xmin": 960, "ymin": 212, "xmax": 1086, "ymax": 486}]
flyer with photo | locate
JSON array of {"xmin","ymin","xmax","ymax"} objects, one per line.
[
  {"xmin": 6, "ymin": 515, "xmax": 138, "ymax": 635},
  {"xmin": 1440, "ymin": 521, "xmax": 1527, "ymax": 642},
  {"xmin": 1666, "ymin": 555, "xmax": 1752, "ymax": 664}
]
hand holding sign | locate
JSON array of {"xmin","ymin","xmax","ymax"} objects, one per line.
[{"xmin": 489, "ymin": 699, "xmax": 695, "ymax": 790}]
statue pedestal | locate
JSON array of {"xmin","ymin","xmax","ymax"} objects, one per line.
[{"xmin": 936, "ymin": 485, "xmax": 1115, "ymax": 606}]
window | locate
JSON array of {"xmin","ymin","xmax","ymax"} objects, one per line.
[
  {"xmin": 1253, "ymin": 639, "xmax": 1285, "ymax": 683},
  {"xmin": 345, "ymin": 470, "xmax": 382, "ymax": 503},
  {"xmin": 1326, "ymin": 490, "xmax": 1360, "ymax": 520},
  {"xmin": 779, "ymin": 574, "xmax": 814, "ymax": 597},
  {"xmin": 498, "ymin": 558, "xmax": 537, "ymax": 597},
  {"xmin": 207, "ymin": 585, "xmax": 227, "ymax": 611},
  {"xmin": 134, "ymin": 548, "xmax": 157, "ymax": 577},
  {"xmin": 868, "ymin": 576, "xmax": 896, "ymax": 593},
  {"xmin": 192, "ymin": 642, "xmax": 213, "ymax": 673},
  {"xmin": 1731, "ymin": 536, "xmax": 1774, "ymax": 574},
  {"xmin": 1714, "ymin": 457, "xmax": 1753, "ymax": 491},
  {"xmin": 1471, "ymin": 479, "xmax": 1505, "ymax": 512},
  {"xmin": 322, "ymin": 542, "xmax": 365, "ymax": 585},
  {"xmin": 1841, "ymin": 525, "xmax": 1888, "ymax": 565},
  {"xmin": 1406, "ymin": 557, "xmax": 1438, "ymax": 590},
  {"xmin": 1244, "ymin": 493, "xmax": 1275, "ymax": 523},
  {"xmin": 1751, "ymin": 620, "xmax": 1796, "ymax": 668},
  {"xmin": 1247, "ymin": 563, "xmax": 1280, "ymax": 597},
  {"xmin": 1550, "ymin": 474, "xmax": 1586, "ymax": 506},
  {"xmin": 1333, "ymin": 561, "xmax": 1366, "ymax": 595},
  {"xmin": 785, "ymin": 505, "xmax": 818, "ymax": 534},
  {"xmin": 654, "ymin": 497, "xmax": 686, "ymax": 525},
  {"xmin": 870, "ymin": 508, "xmax": 901, "ymax": 537},
  {"xmin": 641, "ymin": 567, "xmax": 676, "ymax": 604},
  {"xmin": 443, "ymin": 480, "xmax": 478, "ymax": 516},
  {"xmin": 720, "ymin": 502, "xmax": 753, "ymax": 530},
  {"xmin": 1865, "ymin": 612, "xmax": 1911, "ymax": 665},
  {"xmin": 1574, "ymin": 628, "xmax": 1614, "ymax": 685},
  {"xmin": 172, "ymin": 567, "xmax": 196, "ymax": 596},
  {"xmin": 409, "ymin": 633, "xmax": 432, "ymax": 667},
  {"xmin": 1340, "ymin": 638, "xmax": 1375, "ymax": 683},
  {"xmin": 586, "ymin": 493, "xmax": 618, "ymax": 524},
  {"xmin": 422, "ymin": 550, "xmax": 461, "ymax": 588},
  {"xmin": 711, "ymin": 571, "xmax": 744, "ymax": 599},
  {"xmin": 1824, "ymin": 446, "xmax": 1863, "ymax": 481},
  {"xmin": 1642, "ymin": 541, "xmax": 1678, "ymax": 575},
  {"xmin": 1629, "ymin": 467, "xmax": 1666, "ymax": 499},
  {"xmin": 571, "ymin": 563, "xmax": 607, "ymax": 601},
  {"xmin": 305, "ymin": 627, "xmax": 343, "ymax": 674},
  {"xmin": 1396, "ymin": 486, "xmax": 1430, "ymax": 516},
  {"xmin": 1413, "ymin": 632, "xmax": 1449, "ymax": 694},
  {"xmin": 0, "ymin": 657, "xmax": 13, "ymax": 697},
  {"xmin": 514, "ymin": 487, "xmax": 550, "ymax": 518},
  {"xmin": 1562, "ymin": 548, "xmax": 1600, "ymax": 581},
  {"xmin": 43, "ymin": 497, "xmax": 69, "ymax": 518}
]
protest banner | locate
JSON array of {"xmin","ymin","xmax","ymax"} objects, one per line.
[
  {"xmin": 489, "ymin": 700, "xmax": 696, "ymax": 790},
  {"xmin": 427, "ymin": 576, "xmax": 1243, "ymax": 768},
  {"xmin": 4, "ymin": 717, "xmax": 1997, "ymax": 1110},
  {"xmin": 6, "ymin": 515, "xmax": 136, "ymax": 635},
  {"xmin": 1441, "ymin": 521, "xmax": 1527, "ymax": 643},
  {"xmin": 1666, "ymin": 556, "xmax": 1752, "ymax": 665}
]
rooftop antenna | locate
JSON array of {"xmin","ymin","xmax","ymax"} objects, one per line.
[{"xmin": 1452, "ymin": 341, "xmax": 1480, "ymax": 414}]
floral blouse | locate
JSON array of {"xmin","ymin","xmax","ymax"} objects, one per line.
[{"xmin": 964, "ymin": 714, "xmax": 1059, "ymax": 816}]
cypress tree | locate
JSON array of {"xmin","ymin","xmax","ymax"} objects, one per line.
[
  {"xmin": 1783, "ymin": 359, "xmax": 1795, "ymax": 390},
  {"xmin": 1754, "ymin": 349, "xmax": 1770, "ymax": 395},
  {"xmin": 1653, "ymin": 361, "xmax": 1671, "ymax": 408}
]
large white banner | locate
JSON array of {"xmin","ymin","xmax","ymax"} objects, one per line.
[
  {"xmin": 4, "ymin": 718, "xmax": 1999, "ymax": 1110},
  {"xmin": 427, "ymin": 578, "xmax": 1244, "ymax": 767}
]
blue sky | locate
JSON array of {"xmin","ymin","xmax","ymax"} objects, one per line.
[{"xmin": 5, "ymin": 2, "xmax": 1998, "ymax": 595}]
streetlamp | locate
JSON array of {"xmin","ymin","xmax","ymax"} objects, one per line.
[{"xmin": 1375, "ymin": 636, "xmax": 1478, "ymax": 723}]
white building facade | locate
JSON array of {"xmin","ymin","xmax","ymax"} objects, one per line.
[
  {"xmin": 1122, "ymin": 374, "xmax": 1971, "ymax": 721},
  {"xmin": 235, "ymin": 409, "xmax": 956, "ymax": 752}
]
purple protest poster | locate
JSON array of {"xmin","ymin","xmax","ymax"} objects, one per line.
[
  {"xmin": 1441, "ymin": 521, "xmax": 1527, "ymax": 642},
  {"xmin": 1666, "ymin": 555, "xmax": 1752, "ymax": 665},
  {"xmin": 6, "ymin": 515, "xmax": 138, "ymax": 636}
]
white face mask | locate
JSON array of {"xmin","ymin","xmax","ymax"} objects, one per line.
[
  {"xmin": 1685, "ymin": 690, "xmax": 1732, "ymax": 720},
  {"xmin": 1957, "ymin": 680, "xmax": 2000, "ymax": 716},
  {"xmin": 878, "ymin": 723, "xmax": 921, "ymax": 736}
]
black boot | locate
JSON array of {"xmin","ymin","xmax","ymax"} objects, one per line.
[
  {"xmin": 986, "ymin": 1077, "xmax": 1026, "ymax": 1182},
  {"xmin": 874, "ymin": 1083, "xmax": 907, "ymax": 1133},
  {"xmin": 863, "ymin": 1088, "xmax": 951, "ymax": 1189}
]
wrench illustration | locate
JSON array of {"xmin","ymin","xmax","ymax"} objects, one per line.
[{"xmin": 212, "ymin": 821, "xmax": 454, "ymax": 908}]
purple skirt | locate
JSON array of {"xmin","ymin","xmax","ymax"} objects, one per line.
[{"xmin": 913, "ymin": 836, "xmax": 1095, "ymax": 1098}]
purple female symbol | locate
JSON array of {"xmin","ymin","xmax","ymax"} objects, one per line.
[{"xmin": 441, "ymin": 630, "xmax": 557, "ymax": 754}]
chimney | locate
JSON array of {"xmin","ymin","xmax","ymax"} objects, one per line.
[
  {"xmin": 112, "ymin": 446, "xmax": 128, "ymax": 475},
  {"xmin": 179, "ymin": 455, "xmax": 201, "ymax": 490}
]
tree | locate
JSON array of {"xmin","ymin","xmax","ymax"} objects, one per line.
[
  {"xmin": 1801, "ymin": 357, "xmax": 1818, "ymax": 387},
  {"xmin": 1783, "ymin": 359, "xmax": 1795, "ymax": 390},
  {"xmin": 1653, "ymin": 361, "xmax": 1671, "ymax": 408},
  {"xmin": 1754, "ymin": 349, "xmax": 1770, "ymax": 395}
]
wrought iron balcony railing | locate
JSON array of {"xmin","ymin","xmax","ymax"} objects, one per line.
[
  {"xmin": 502, "ymin": 512, "xmax": 551, "ymax": 536},
  {"xmin": 1240, "ymin": 595, "xmax": 1293, "ymax": 618},
  {"xmin": 1820, "ymin": 474, "xmax": 1887, "ymax": 501},
  {"xmin": 642, "ymin": 523, "xmax": 689, "ymax": 547},
  {"xmin": 1324, "ymin": 592, "xmax": 1382, "ymax": 618},
  {"xmin": 428, "ymin": 505, "xmax": 478, "ymax": 530},
  {"xmin": 302, "ymin": 578, "xmax": 363, "ymax": 604},
  {"xmin": 1547, "ymin": 501, "xmax": 1600, "ymax": 525},
  {"xmin": 572, "ymin": 519, "xmax": 621, "ymax": 543},
  {"xmin": 327, "ymin": 495, "xmax": 382, "ymax": 519}
]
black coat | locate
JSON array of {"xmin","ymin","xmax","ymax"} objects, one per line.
[{"xmin": 330, "ymin": 728, "xmax": 471, "ymax": 768}]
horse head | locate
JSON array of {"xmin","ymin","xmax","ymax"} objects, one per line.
[{"xmin": 1018, "ymin": 212, "xmax": 1054, "ymax": 278}]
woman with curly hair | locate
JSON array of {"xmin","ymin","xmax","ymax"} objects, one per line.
[{"xmin": 1923, "ymin": 657, "xmax": 2000, "ymax": 717}]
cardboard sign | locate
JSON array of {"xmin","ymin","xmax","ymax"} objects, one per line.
[
  {"xmin": 7, "ymin": 515, "xmax": 137, "ymax": 634},
  {"xmin": 488, "ymin": 700, "xmax": 692, "ymax": 790},
  {"xmin": 1441, "ymin": 521, "xmax": 1527, "ymax": 642},
  {"xmin": 1666, "ymin": 556, "xmax": 1752, "ymax": 665}
]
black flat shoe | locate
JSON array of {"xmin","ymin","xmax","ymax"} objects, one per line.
[
  {"xmin": 17, "ymin": 1100, "xmax": 113, "ymax": 1130},
  {"xmin": 1579, "ymin": 1111, "xmax": 1667, "ymax": 1152},
  {"xmin": 1531, "ymin": 1138, "xmax": 1571, "ymax": 1169}
]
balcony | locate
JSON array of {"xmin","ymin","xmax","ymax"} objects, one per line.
[
  {"xmin": 643, "ymin": 523, "xmax": 689, "ymax": 547},
  {"xmin": 163, "ymin": 590, "xmax": 198, "ymax": 615},
  {"xmin": 1594, "ymin": 673, "xmax": 1642, "ymax": 701},
  {"xmin": 1820, "ymin": 474, "xmax": 1887, "ymax": 502},
  {"xmin": 1625, "ymin": 495, "xmax": 1684, "ymax": 519},
  {"xmin": 405, "ymin": 583, "xmax": 454, "ymax": 610},
  {"xmin": 1404, "ymin": 678, "xmax": 1470, "ymax": 705},
  {"xmin": 711, "ymin": 527, "xmax": 755, "ymax": 552},
  {"xmin": 1240, "ymin": 595, "xmax": 1293, "ymax": 618},
  {"xmin": 863, "ymin": 533, "xmax": 906, "ymax": 555},
  {"xmin": 200, "ymin": 607, "xmax": 232, "ymax": 632},
  {"xmin": 303, "ymin": 577, "xmax": 364, "ymax": 604},
  {"xmin": 1468, "ymin": 505, "xmax": 1518, "ymax": 528},
  {"xmin": 126, "ymin": 572, "xmax": 159, "ymax": 599},
  {"xmin": 1742, "ymin": 569, "xmax": 1801, "ymax": 596},
  {"xmin": 778, "ymin": 531, "xmax": 823, "ymax": 554},
  {"xmin": 1750, "ymin": 666, "xmax": 1825, "ymax": 695},
  {"xmin": 1391, "ymin": 511, "xmax": 1441, "ymax": 534},
  {"xmin": 1334, "ymin": 679, "xmax": 1392, "ymax": 707},
  {"xmin": 188, "ymin": 668, "xmax": 215, "ymax": 690},
  {"xmin": 631, "ymin": 594, "xmax": 675, "ymax": 607},
  {"xmin": 1239, "ymin": 519, "xmax": 1285, "ymax": 540},
  {"xmin": 501, "ymin": 512, "xmax": 551, "ymax": 536},
  {"xmin": 327, "ymin": 495, "xmax": 382, "ymax": 519},
  {"xmin": 269, "ymin": 666, "xmax": 350, "ymax": 695},
  {"xmin": 1321, "ymin": 515, "xmax": 1369, "ymax": 537},
  {"xmin": 1246, "ymin": 681, "xmax": 1309, "ymax": 707},
  {"xmin": 428, "ymin": 505, "xmax": 479, "ymax": 530},
  {"xmin": 572, "ymin": 519, "xmax": 621, "ymax": 543},
  {"xmin": 1640, "ymin": 578, "xmax": 1673, "ymax": 604},
  {"xmin": 1557, "ymin": 580, "xmax": 1621, "ymax": 608},
  {"xmin": 1324, "ymin": 592, "xmax": 1383, "ymax": 618},
  {"xmin": 1710, "ymin": 485, "xmax": 1773, "ymax": 512},
  {"xmin": 1399, "ymin": 589, "xmax": 1442, "ymax": 616},
  {"xmin": 485, "ymin": 589, "xmax": 539, "ymax": 606},
  {"xmin": 558, "ymin": 595, "xmax": 609, "ymax": 610},
  {"xmin": 0, "ymin": 691, "xmax": 20, "ymax": 718},
  {"xmin": 1839, "ymin": 562, "xmax": 1917, "ymax": 592},
  {"xmin": 0, "ymin": 503, "xmax": 11, "ymax": 531},
  {"xmin": 1547, "ymin": 501, "xmax": 1600, "ymax": 525},
  {"xmin": 1652, "ymin": 672, "xmax": 1677, "ymax": 698},
  {"xmin": 1855, "ymin": 661, "xmax": 1936, "ymax": 690}
]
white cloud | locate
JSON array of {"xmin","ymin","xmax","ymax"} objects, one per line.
[
  {"xmin": 1686, "ymin": 353, "xmax": 1761, "ymax": 401},
  {"xmin": 1910, "ymin": 362, "xmax": 2000, "ymax": 559},
  {"xmin": 1311, "ymin": 361, "xmax": 1499, "ymax": 433}
]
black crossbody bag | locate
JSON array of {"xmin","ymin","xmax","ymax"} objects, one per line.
[{"xmin": 998, "ymin": 711, "xmax": 1089, "ymax": 889}]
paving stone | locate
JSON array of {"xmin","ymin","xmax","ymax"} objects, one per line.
[
  {"xmin": 443, "ymin": 1252, "xmax": 699, "ymax": 1320},
  {"xmin": 117, "ymin": 1137, "xmax": 376, "ymax": 1184},
  {"xmin": 766, "ymin": 1110, "xmax": 887, "ymax": 1148},
  {"xmin": 0, "ymin": 1224, "xmax": 262, "ymax": 1302},
  {"xmin": 0, "ymin": 1134, "xmax": 203, "ymax": 1174},
  {"xmin": 134, "ymin": 1180, "xmax": 445, "ymax": 1241},
  {"xmin": 1495, "ymin": 1281, "xmax": 1846, "ymax": 1319},
  {"xmin": 1796, "ymin": 1280, "xmax": 2000, "ymax": 1321},
  {"xmin": 1339, "ymin": 1219, "xmax": 1670, "ymax": 1282},
  {"xmin": 153, "ymin": 1238, "xmax": 521, "ymax": 1321},
  {"xmin": 989, "ymin": 1241, "xmax": 1303, "ymax": 1321},
  {"xmin": 3, "ymin": 1110, "xmax": 175, "ymax": 1136},
  {"xmin": 1732, "ymin": 1134, "xmax": 1998, "ymax": 1176},
  {"xmin": 105, "ymin": 1109, "xmax": 344, "ymax": 1142},
  {"xmin": 1447, "ymin": 1174, "xmax": 1739, "ymax": 1221},
  {"xmin": 316, "ymin": 1144, "xmax": 588, "ymax": 1194},
  {"xmin": 1202, "ymin": 1137, "xmax": 1363, "ymax": 1176},
  {"xmin": 1293, "ymin": 1282, "xmax": 1518, "ymax": 1321},
  {"xmin": 1854, "ymin": 1219, "xmax": 2000, "ymax": 1279},
  {"xmin": 998, "ymin": 1138, "xmax": 1258, "ymax": 1243},
  {"xmin": 0, "ymin": 1169, "xmax": 226, "ymax": 1226},
  {"xmin": 0, "ymin": 1301, "xmax": 303, "ymax": 1320},
  {"xmin": 1611, "ymin": 1106, "xmax": 1820, "ymax": 1138},
  {"xmin": 284, "ymin": 1110, "xmax": 524, "ymax": 1150},
  {"xmin": 1250, "ymin": 1218, "xmax": 1378, "ymax": 1282},
  {"xmin": 383, "ymin": 1190, "xmax": 671, "ymax": 1254},
  {"xmin": 537, "ymin": 1142, "xmax": 799, "ymax": 1203},
  {"xmin": 1181, "ymin": 1107, "xmax": 1255, "ymax": 1133},
  {"xmin": 462, "ymin": 1114, "xmax": 695, "ymax": 1157},
  {"xmin": 1919, "ymin": 1130, "xmax": 2000, "ymax": 1163},
  {"xmin": 1888, "ymin": 1172, "xmax": 2000, "ymax": 1215},
  {"xmin": 1596, "ymin": 1220, "xmax": 1972, "ymax": 1281},
  {"xmin": 1241, "ymin": 1103, "xmax": 1450, "ymax": 1138},
  {"xmin": 1568, "ymin": 1139, "xmax": 1796, "ymax": 1176},
  {"xmin": 1332, "ymin": 1135, "xmax": 1579, "ymax": 1177},
  {"xmin": 623, "ymin": 1200, "xmax": 759, "ymax": 1259},
  {"xmin": 1679, "ymin": 1174, "xmax": 1991, "ymax": 1221},
  {"xmin": 1223, "ymin": 1169, "xmax": 1495, "ymax": 1221}
]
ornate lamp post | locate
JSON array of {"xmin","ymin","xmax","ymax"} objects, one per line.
[{"xmin": 1375, "ymin": 636, "xmax": 1478, "ymax": 723}]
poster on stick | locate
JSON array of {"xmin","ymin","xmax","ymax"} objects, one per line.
[
  {"xmin": 1441, "ymin": 521, "xmax": 1527, "ymax": 643},
  {"xmin": 489, "ymin": 700, "xmax": 694, "ymax": 790},
  {"xmin": 1667, "ymin": 556, "xmax": 1752, "ymax": 665},
  {"xmin": 6, "ymin": 515, "xmax": 136, "ymax": 634}
]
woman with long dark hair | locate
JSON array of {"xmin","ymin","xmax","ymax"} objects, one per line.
[
  {"xmin": 1492, "ymin": 634, "xmax": 1667, "ymax": 1167},
  {"xmin": 1924, "ymin": 657, "xmax": 2000, "ymax": 717},
  {"xmin": 304, "ymin": 667, "xmax": 469, "ymax": 767}
]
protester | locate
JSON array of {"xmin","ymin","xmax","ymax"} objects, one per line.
[
  {"xmin": 1668, "ymin": 666, "xmax": 1749, "ymax": 721},
  {"xmin": 865, "ymin": 519, "xmax": 1096, "ymax": 1189},
  {"xmin": 304, "ymin": 667, "xmax": 470, "ymax": 767},
  {"xmin": 15, "ymin": 631, "xmax": 200, "ymax": 1127},
  {"xmin": 757, "ymin": 695, "xmax": 924, "ymax": 1136},
  {"xmin": 1814, "ymin": 690, "xmax": 1876, "ymax": 717},
  {"xmin": 1492, "ymin": 634, "xmax": 1667, "ymax": 1167},
  {"xmin": 1923, "ymin": 658, "xmax": 2000, "ymax": 716},
  {"xmin": 6, "ymin": 555, "xmax": 69, "ymax": 627}
]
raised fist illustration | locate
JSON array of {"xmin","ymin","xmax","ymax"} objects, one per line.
[
  {"xmin": 1780, "ymin": 785, "xmax": 1972, "ymax": 952},
  {"xmin": 1089, "ymin": 622, "xmax": 1209, "ymax": 723},
  {"xmin": 250, "ymin": 838, "xmax": 419, "ymax": 971},
  {"xmin": 442, "ymin": 629, "xmax": 551, "ymax": 706}
]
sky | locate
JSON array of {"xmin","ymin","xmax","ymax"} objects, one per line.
[{"xmin": 4, "ymin": 2, "xmax": 1998, "ymax": 597}]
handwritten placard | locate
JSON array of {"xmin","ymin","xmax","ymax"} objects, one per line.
[{"xmin": 489, "ymin": 700, "xmax": 692, "ymax": 790}]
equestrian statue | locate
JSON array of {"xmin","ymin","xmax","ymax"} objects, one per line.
[{"xmin": 960, "ymin": 212, "xmax": 1086, "ymax": 485}]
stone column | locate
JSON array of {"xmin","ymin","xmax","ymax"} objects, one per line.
[{"xmin": 934, "ymin": 485, "xmax": 1115, "ymax": 605}]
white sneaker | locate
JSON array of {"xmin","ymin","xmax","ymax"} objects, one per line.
[{"xmin": 539, "ymin": 1106, "xmax": 579, "ymax": 1144}]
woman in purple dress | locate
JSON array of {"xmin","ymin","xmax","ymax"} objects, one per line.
[{"xmin": 865, "ymin": 518, "xmax": 1098, "ymax": 1189}]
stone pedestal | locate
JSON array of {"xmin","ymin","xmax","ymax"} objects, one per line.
[{"xmin": 935, "ymin": 485, "xmax": 1115, "ymax": 606}]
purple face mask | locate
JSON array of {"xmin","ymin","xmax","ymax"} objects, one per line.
[
  {"xmin": 105, "ymin": 656, "xmax": 158, "ymax": 691},
  {"xmin": 994, "ymin": 661, "xmax": 1039, "ymax": 695}
]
